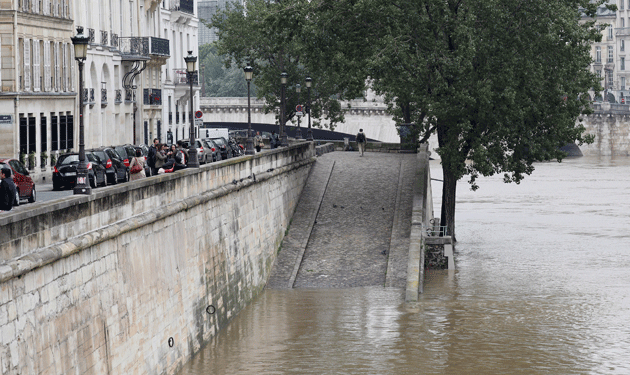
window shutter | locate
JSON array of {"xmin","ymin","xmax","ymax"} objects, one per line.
[
  {"xmin": 44, "ymin": 42, "xmax": 51, "ymax": 91},
  {"xmin": 33, "ymin": 41, "xmax": 40, "ymax": 91},
  {"xmin": 24, "ymin": 39, "xmax": 31, "ymax": 91}
]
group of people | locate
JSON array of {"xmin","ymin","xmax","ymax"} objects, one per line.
[
  {"xmin": 253, "ymin": 131, "xmax": 280, "ymax": 152},
  {"xmin": 144, "ymin": 138, "xmax": 189, "ymax": 177}
]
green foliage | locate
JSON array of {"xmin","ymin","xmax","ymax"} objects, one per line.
[
  {"xmin": 199, "ymin": 44, "xmax": 254, "ymax": 97},
  {"xmin": 207, "ymin": 0, "xmax": 367, "ymax": 130}
]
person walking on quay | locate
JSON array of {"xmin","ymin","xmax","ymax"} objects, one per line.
[
  {"xmin": 0, "ymin": 167, "xmax": 17, "ymax": 211},
  {"xmin": 254, "ymin": 131, "xmax": 264, "ymax": 153},
  {"xmin": 148, "ymin": 138, "xmax": 158, "ymax": 176},
  {"xmin": 129, "ymin": 148, "xmax": 146, "ymax": 181},
  {"xmin": 270, "ymin": 131, "xmax": 279, "ymax": 149},
  {"xmin": 356, "ymin": 128, "xmax": 367, "ymax": 156}
]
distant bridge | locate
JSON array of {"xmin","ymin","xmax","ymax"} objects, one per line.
[{"xmin": 200, "ymin": 97, "xmax": 629, "ymax": 157}]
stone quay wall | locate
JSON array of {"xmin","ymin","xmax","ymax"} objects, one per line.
[{"xmin": 0, "ymin": 143, "xmax": 315, "ymax": 375}]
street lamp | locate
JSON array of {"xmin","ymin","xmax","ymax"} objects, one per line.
[
  {"xmin": 185, "ymin": 51, "xmax": 199, "ymax": 168},
  {"xmin": 71, "ymin": 26, "xmax": 91, "ymax": 195},
  {"xmin": 295, "ymin": 84, "xmax": 302, "ymax": 139},
  {"xmin": 244, "ymin": 66, "xmax": 255, "ymax": 155},
  {"xmin": 305, "ymin": 77, "xmax": 313, "ymax": 141},
  {"xmin": 280, "ymin": 72, "xmax": 288, "ymax": 147}
]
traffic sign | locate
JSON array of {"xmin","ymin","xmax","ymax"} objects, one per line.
[
  {"xmin": 296, "ymin": 111, "xmax": 303, "ymax": 117},
  {"xmin": 195, "ymin": 110, "xmax": 203, "ymax": 119},
  {"xmin": 195, "ymin": 118, "xmax": 203, "ymax": 126},
  {"xmin": 296, "ymin": 104, "xmax": 303, "ymax": 112}
]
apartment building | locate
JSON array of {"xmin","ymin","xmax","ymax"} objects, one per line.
[{"xmin": 0, "ymin": 0, "xmax": 199, "ymax": 182}]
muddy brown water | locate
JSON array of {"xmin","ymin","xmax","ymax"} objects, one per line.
[{"xmin": 178, "ymin": 156, "xmax": 630, "ymax": 374}]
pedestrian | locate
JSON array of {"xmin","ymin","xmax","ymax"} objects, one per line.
[
  {"xmin": 270, "ymin": 131, "xmax": 279, "ymax": 149},
  {"xmin": 0, "ymin": 167, "xmax": 17, "ymax": 211},
  {"xmin": 356, "ymin": 128, "xmax": 367, "ymax": 156},
  {"xmin": 174, "ymin": 141, "xmax": 188, "ymax": 170},
  {"xmin": 128, "ymin": 148, "xmax": 146, "ymax": 181},
  {"xmin": 148, "ymin": 138, "xmax": 158, "ymax": 176},
  {"xmin": 254, "ymin": 131, "xmax": 264, "ymax": 153},
  {"xmin": 155, "ymin": 143, "xmax": 167, "ymax": 170}
]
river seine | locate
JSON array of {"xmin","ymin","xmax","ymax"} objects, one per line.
[{"xmin": 179, "ymin": 156, "xmax": 630, "ymax": 374}]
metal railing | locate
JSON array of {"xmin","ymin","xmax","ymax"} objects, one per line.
[
  {"xmin": 125, "ymin": 89, "xmax": 136, "ymax": 103},
  {"xmin": 172, "ymin": 69, "xmax": 198, "ymax": 85},
  {"xmin": 115, "ymin": 89, "xmax": 122, "ymax": 104},
  {"xmin": 119, "ymin": 37, "xmax": 169, "ymax": 57},
  {"xmin": 101, "ymin": 30, "xmax": 108, "ymax": 46},
  {"xmin": 143, "ymin": 88, "xmax": 162, "ymax": 105},
  {"xmin": 171, "ymin": 0, "xmax": 194, "ymax": 14},
  {"xmin": 101, "ymin": 88, "xmax": 107, "ymax": 105},
  {"xmin": 88, "ymin": 28, "xmax": 95, "ymax": 43},
  {"xmin": 111, "ymin": 33, "xmax": 119, "ymax": 48},
  {"xmin": 426, "ymin": 225, "xmax": 449, "ymax": 237}
]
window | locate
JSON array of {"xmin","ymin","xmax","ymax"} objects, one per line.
[
  {"xmin": 597, "ymin": 70, "xmax": 602, "ymax": 79},
  {"xmin": 623, "ymin": 18, "xmax": 626, "ymax": 28},
  {"xmin": 622, "ymin": 77, "xmax": 626, "ymax": 90},
  {"xmin": 622, "ymin": 40, "xmax": 626, "ymax": 52},
  {"xmin": 608, "ymin": 74, "xmax": 614, "ymax": 88},
  {"xmin": 609, "ymin": 46, "xmax": 614, "ymax": 63},
  {"xmin": 623, "ymin": 0, "xmax": 625, "ymax": 10},
  {"xmin": 622, "ymin": 57, "xmax": 626, "ymax": 70},
  {"xmin": 596, "ymin": 46, "xmax": 602, "ymax": 62},
  {"xmin": 609, "ymin": 26, "xmax": 614, "ymax": 40}
]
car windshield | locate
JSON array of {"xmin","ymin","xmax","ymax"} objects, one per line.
[
  {"xmin": 59, "ymin": 155, "xmax": 80, "ymax": 165},
  {"xmin": 212, "ymin": 138, "xmax": 226, "ymax": 146},
  {"xmin": 86, "ymin": 153, "xmax": 99, "ymax": 163},
  {"xmin": 93, "ymin": 151, "xmax": 107, "ymax": 162}
]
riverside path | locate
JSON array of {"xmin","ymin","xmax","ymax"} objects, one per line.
[{"xmin": 267, "ymin": 151, "xmax": 419, "ymax": 289}]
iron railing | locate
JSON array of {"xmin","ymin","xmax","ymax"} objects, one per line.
[
  {"xmin": 88, "ymin": 28, "xmax": 95, "ymax": 43},
  {"xmin": 119, "ymin": 37, "xmax": 169, "ymax": 57},
  {"xmin": 143, "ymin": 88, "xmax": 162, "ymax": 105},
  {"xmin": 172, "ymin": 69, "xmax": 198, "ymax": 85},
  {"xmin": 101, "ymin": 88, "xmax": 107, "ymax": 105},
  {"xmin": 101, "ymin": 30, "xmax": 108, "ymax": 46},
  {"xmin": 125, "ymin": 89, "xmax": 136, "ymax": 103},
  {"xmin": 111, "ymin": 33, "xmax": 119, "ymax": 48},
  {"xmin": 171, "ymin": 0, "xmax": 194, "ymax": 14},
  {"xmin": 115, "ymin": 89, "xmax": 122, "ymax": 104}
]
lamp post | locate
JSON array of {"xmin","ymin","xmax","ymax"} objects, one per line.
[
  {"xmin": 244, "ymin": 66, "xmax": 255, "ymax": 155},
  {"xmin": 185, "ymin": 51, "xmax": 199, "ymax": 168},
  {"xmin": 280, "ymin": 72, "xmax": 288, "ymax": 147},
  {"xmin": 71, "ymin": 27, "xmax": 91, "ymax": 195},
  {"xmin": 305, "ymin": 77, "xmax": 313, "ymax": 141},
  {"xmin": 295, "ymin": 84, "xmax": 302, "ymax": 139}
]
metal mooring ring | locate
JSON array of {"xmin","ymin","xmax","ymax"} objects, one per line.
[
  {"xmin": 206, "ymin": 305, "xmax": 216, "ymax": 314},
  {"xmin": 168, "ymin": 337, "xmax": 174, "ymax": 347}
]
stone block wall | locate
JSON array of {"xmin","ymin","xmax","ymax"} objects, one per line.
[
  {"xmin": 0, "ymin": 142, "xmax": 315, "ymax": 374},
  {"xmin": 580, "ymin": 112, "xmax": 630, "ymax": 156}
]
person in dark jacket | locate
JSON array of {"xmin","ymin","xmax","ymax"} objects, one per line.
[
  {"xmin": 148, "ymin": 138, "xmax": 158, "ymax": 176},
  {"xmin": 0, "ymin": 167, "xmax": 17, "ymax": 211}
]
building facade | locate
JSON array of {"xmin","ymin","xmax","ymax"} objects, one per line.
[
  {"xmin": 0, "ymin": 0, "xmax": 199, "ymax": 183},
  {"xmin": 198, "ymin": 0, "xmax": 242, "ymax": 45}
]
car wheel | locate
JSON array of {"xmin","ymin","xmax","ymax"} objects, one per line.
[
  {"xmin": 14, "ymin": 189, "xmax": 20, "ymax": 206},
  {"xmin": 101, "ymin": 172, "xmax": 108, "ymax": 187},
  {"xmin": 110, "ymin": 170, "xmax": 118, "ymax": 185},
  {"xmin": 124, "ymin": 170, "xmax": 130, "ymax": 182},
  {"xmin": 28, "ymin": 186, "xmax": 36, "ymax": 203}
]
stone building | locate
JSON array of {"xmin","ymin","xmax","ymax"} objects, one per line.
[{"xmin": 0, "ymin": 0, "xmax": 200, "ymax": 183}]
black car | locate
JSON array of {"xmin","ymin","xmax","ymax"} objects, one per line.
[
  {"xmin": 210, "ymin": 137, "xmax": 232, "ymax": 160},
  {"xmin": 90, "ymin": 147, "xmax": 129, "ymax": 184},
  {"xmin": 202, "ymin": 138, "xmax": 222, "ymax": 162},
  {"xmin": 52, "ymin": 152, "xmax": 108, "ymax": 190}
]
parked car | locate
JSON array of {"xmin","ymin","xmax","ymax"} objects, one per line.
[
  {"xmin": 181, "ymin": 140, "xmax": 205, "ymax": 164},
  {"xmin": 0, "ymin": 158, "xmax": 36, "ymax": 205},
  {"xmin": 89, "ymin": 147, "xmax": 129, "ymax": 184},
  {"xmin": 112, "ymin": 145, "xmax": 135, "ymax": 168},
  {"xmin": 202, "ymin": 138, "xmax": 222, "ymax": 162},
  {"xmin": 52, "ymin": 152, "xmax": 107, "ymax": 190},
  {"xmin": 210, "ymin": 137, "xmax": 232, "ymax": 160}
]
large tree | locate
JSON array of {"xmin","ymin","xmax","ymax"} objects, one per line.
[{"xmin": 303, "ymin": 0, "xmax": 605, "ymax": 240}]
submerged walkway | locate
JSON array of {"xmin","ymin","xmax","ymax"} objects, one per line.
[{"xmin": 267, "ymin": 151, "xmax": 419, "ymax": 289}]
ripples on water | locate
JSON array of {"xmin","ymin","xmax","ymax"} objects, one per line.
[{"xmin": 179, "ymin": 156, "xmax": 630, "ymax": 375}]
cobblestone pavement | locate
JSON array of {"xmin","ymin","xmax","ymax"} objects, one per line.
[{"xmin": 267, "ymin": 151, "xmax": 418, "ymax": 289}]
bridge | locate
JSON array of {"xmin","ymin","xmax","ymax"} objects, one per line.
[
  {"xmin": 0, "ymin": 142, "xmax": 439, "ymax": 375},
  {"xmin": 200, "ymin": 97, "xmax": 630, "ymax": 157}
]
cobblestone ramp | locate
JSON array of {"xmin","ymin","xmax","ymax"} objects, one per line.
[
  {"xmin": 267, "ymin": 151, "xmax": 418, "ymax": 289},
  {"xmin": 266, "ymin": 156, "xmax": 336, "ymax": 289}
]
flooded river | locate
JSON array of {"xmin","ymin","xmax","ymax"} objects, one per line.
[{"xmin": 179, "ymin": 156, "xmax": 630, "ymax": 374}]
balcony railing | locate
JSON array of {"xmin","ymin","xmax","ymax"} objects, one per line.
[
  {"xmin": 144, "ymin": 88, "xmax": 162, "ymax": 105},
  {"xmin": 101, "ymin": 88, "xmax": 108, "ymax": 106},
  {"xmin": 115, "ymin": 89, "xmax": 122, "ymax": 104},
  {"xmin": 172, "ymin": 69, "xmax": 198, "ymax": 85},
  {"xmin": 88, "ymin": 28, "xmax": 95, "ymax": 44},
  {"xmin": 171, "ymin": 0, "xmax": 194, "ymax": 14},
  {"xmin": 119, "ymin": 37, "xmax": 170, "ymax": 58},
  {"xmin": 617, "ymin": 27, "xmax": 630, "ymax": 37},
  {"xmin": 101, "ymin": 30, "xmax": 108, "ymax": 46},
  {"xmin": 125, "ymin": 89, "xmax": 136, "ymax": 103},
  {"xmin": 111, "ymin": 33, "xmax": 119, "ymax": 48}
]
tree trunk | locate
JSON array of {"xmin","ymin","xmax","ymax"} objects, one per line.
[{"xmin": 440, "ymin": 165, "xmax": 457, "ymax": 242}]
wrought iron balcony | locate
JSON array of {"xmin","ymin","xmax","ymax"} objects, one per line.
[
  {"xmin": 144, "ymin": 88, "xmax": 162, "ymax": 105},
  {"xmin": 119, "ymin": 37, "xmax": 170, "ymax": 60},
  {"xmin": 125, "ymin": 89, "xmax": 136, "ymax": 103},
  {"xmin": 101, "ymin": 31, "xmax": 108, "ymax": 46},
  {"xmin": 88, "ymin": 28, "xmax": 95, "ymax": 44},
  {"xmin": 170, "ymin": 0, "xmax": 194, "ymax": 14},
  {"xmin": 111, "ymin": 33, "xmax": 119, "ymax": 49},
  {"xmin": 115, "ymin": 89, "xmax": 122, "ymax": 104},
  {"xmin": 101, "ymin": 88, "xmax": 108, "ymax": 106},
  {"xmin": 172, "ymin": 69, "xmax": 198, "ymax": 85}
]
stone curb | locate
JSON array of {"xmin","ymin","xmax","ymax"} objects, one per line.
[{"xmin": 0, "ymin": 157, "xmax": 316, "ymax": 283}]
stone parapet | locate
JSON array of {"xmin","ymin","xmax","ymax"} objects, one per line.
[{"xmin": 0, "ymin": 142, "xmax": 315, "ymax": 375}]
